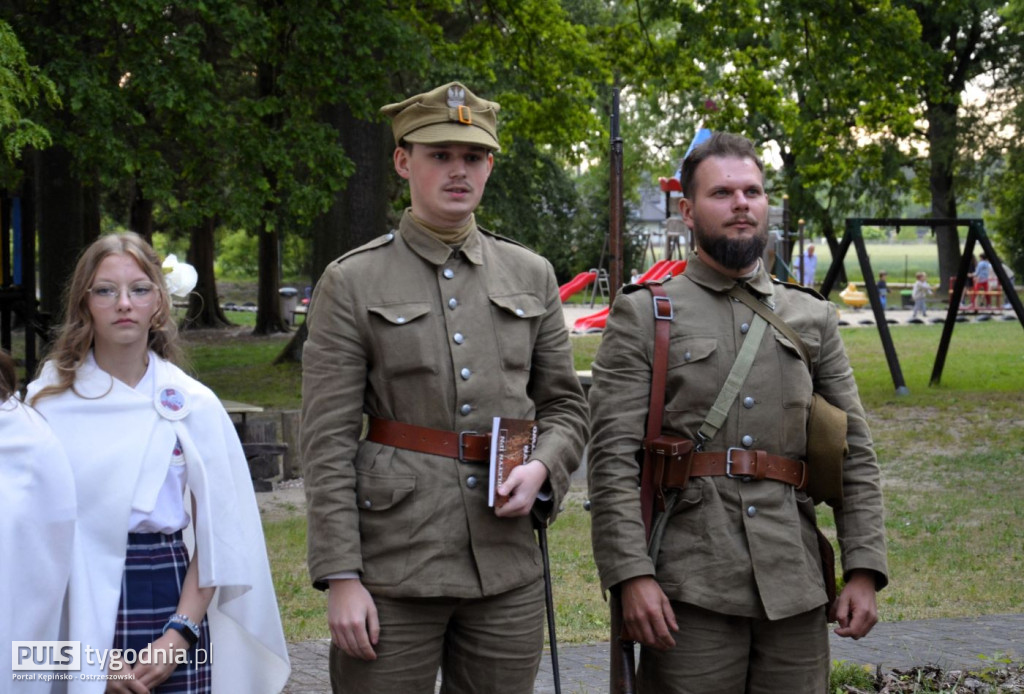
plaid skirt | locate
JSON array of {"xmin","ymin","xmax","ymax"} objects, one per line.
[{"xmin": 113, "ymin": 531, "xmax": 212, "ymax": 694}]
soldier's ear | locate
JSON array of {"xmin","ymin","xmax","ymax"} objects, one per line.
[
  {"xmin": 679, "ymin": 197, "xmax": 695, "ymax": 228},
  {"xmin": 393, "ymin": 146, "xmax": 412, "ymax": 180}
]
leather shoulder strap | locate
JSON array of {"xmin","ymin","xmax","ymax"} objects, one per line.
[
  {"xmin": 639, "ymin": 281, "xmax": 674, "ymax": 539},
  {"xmin": 643, "ymin": 282, "xmax": 674, "ymax": 442}
]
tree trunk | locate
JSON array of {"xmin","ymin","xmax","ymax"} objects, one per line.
[
  {"xmin": 83, "ymin": 175, "xmax": 101, "ymax": 246},
  {"xmin": 252, "ymin": 52, "xmax": 288, "ymax": 337},
  {"xmin": 182, "ymin": 216, "xmax": 231, "ymax": 329},
  {"xmin": 35, "ymin": 145, "xmax": 85, "ymax": 318},
  {"xmin": 253, "ymin": 223, "xmax": 289, "ymax": 334},
  {"xmin": 276, "ymin": 102, "xmax": 391, "ymax": 363},
  {"xmin": 130, "ymin": 195, "xmax": 155, "ymax": 243},
  {"xmin": 926, "ymin": 100, "xmax": 961, "ymax": 295}
]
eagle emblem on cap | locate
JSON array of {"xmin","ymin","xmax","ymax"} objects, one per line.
[{"xmin": 446, "ymin": 86, "xmax": 466, "ymax": 108}]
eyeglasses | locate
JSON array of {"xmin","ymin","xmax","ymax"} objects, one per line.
[{"xmin": 88, "ymin": 282, "xmax": 158, "ymax": 308}]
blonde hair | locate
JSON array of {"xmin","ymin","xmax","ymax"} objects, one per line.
[{"xmin": 30, "ymin": 232, "xmax": 181, "ymax": 404}]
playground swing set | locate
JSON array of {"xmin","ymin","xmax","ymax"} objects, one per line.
[{"xmin": 820, "ymin": 217, "xmax": 1024, "ymax": 394}]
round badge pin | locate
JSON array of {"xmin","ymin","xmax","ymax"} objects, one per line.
[{"xmin": 155, "ymin": 385, "xmax": 191, "ymax": 420}]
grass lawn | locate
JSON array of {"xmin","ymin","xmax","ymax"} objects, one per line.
[{"xmin": 812, "ymin": 241, "xmax": 942, "ymax": 286}]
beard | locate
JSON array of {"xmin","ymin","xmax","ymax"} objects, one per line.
[{"xmin": 695, "ymin": 219, "xmax": 769, "ymax": 271}]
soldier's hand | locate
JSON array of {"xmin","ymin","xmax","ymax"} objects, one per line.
[
  {"xmin": 620, "ymin": 576, "xmax": 678, "ymax": 650},
  {"xmin": 833, "ymin": 570, "xmax": 879, "ymax": 640},
  {"xmin": 327, "ymin": 578, "xmax": 379, "ymax": 660},
  {"xmin": 495, "ymin": 460, "xmax": 549, "ymax": 518}
]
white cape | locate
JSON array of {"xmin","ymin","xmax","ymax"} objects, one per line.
[
  {"xmin": 28, "ymin": 355, "xmax": 290, "ymax": 693},
  {"xmin": 1, "ymin": 396, "xmax": 77, "ymax": 693}
]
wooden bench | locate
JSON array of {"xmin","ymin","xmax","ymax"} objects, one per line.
[
  {"xmin": 222, "ymin": 399, "xmax": 288, "ymax": 491},
  {"xmin": 949, "ymin": 277, "xmax": 1004, "ymax": 314}
]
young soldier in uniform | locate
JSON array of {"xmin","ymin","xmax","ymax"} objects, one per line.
[
  {"xmin": 587, "ymin": 132, "xmax": 888, "ymax": 693},
  {"xmin": 301, "ymin": 82, "xmax": 588, "ymax": 694}
]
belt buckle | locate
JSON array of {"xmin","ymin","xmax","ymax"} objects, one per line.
[
  {"xmin": 458, "ymin": 430, "xmax": 478, "ymax": 462},
  {"xmin": 725, "ymin": 447, "xmax": 753, "ymax": 481}
]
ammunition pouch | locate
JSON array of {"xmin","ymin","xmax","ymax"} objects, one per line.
[{"xmin": 642, "ymin": 436, "xmax": 695, "ymax": 511}]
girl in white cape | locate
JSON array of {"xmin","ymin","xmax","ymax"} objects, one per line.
[
  {"xmin": 2, "ymin": 350, "xmax": 76, "ymax": 692},
  {"xmin": 28, "ymin": 232, "xmax": 290, "ymax": 693}
]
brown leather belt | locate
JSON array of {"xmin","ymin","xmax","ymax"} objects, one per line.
[
  {"xmin": 662, "ymin": 448, "xmax": 807, "ymax": 490},
  {"xmin": 365, "ymin": 417, "xmax": 491, "ymax": 462}
]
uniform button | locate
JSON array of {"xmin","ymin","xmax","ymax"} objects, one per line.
[
  {"xmin": 460, "ymin": 404, "xmax": 472, "ymax": 415},
  {"xmin": 448, "ymin": 298, "xmax": 458, "ymax": 309},
  {"xmin": 460, "ymin": 368, "xmax": 471, "ymax": 380},
  {"xmin": 395, "ymin": 316, "xmax": 406, "ymax": 324},
  {"xmin": 515, "ymin": 308, "xmax": 525, "ymax": 316},
  {"xmin": 741, "ymin": 435, "xmax": 754, "ymax": 447},
  {"xmin": 453, "ymin": 332, "xmax": 465, "ymax": 344},
  {"xmin": 363, "ymin": 499, "xmax": 372, "ymax": 509},
  {"xmin": 684, "ymin": 351, "xmax": 692, "ymax": 361},
  {"xmin": 740, "ymin": 322, "xmax": 750, "ymax": 334},
  {"xmin": 743, "ymin": 396, "xmax": 755, "ymax": 409},
  {"xmin": 443, "ymin": 268, "xmax": 455, "ymax": 279},
  {"xmin": 466, "ymin": 476, "xmax": 479, "ymax": 489},
  {"xmin": 746, "ymin": 505, "xmax": 757, "ymax": 518}
]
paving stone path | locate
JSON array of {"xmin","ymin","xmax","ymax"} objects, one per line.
[{"xmin": 283, "ymin": 613, "xmax": 1023, "ymax": 693}]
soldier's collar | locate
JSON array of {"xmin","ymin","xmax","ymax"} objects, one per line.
[
  {"xmin": 400, "ymin": 210, "xmax": 483, "ymax": 266},
  {"xmin": 685, "ymin": 253, "xmax": 773, "ymax": 296}
]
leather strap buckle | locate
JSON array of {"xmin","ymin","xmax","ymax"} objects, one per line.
[
  {"xmin": 652, "ymin": 294, "xmax": 674, "ymax": 320},
  {"xmin": 458, "ymin": 430, "xmax": 478, "ymax": 463}
]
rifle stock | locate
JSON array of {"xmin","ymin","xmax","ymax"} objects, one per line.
[{"xmin": 608, "ymin": 588, "xmax": 636, "ymax": 694}]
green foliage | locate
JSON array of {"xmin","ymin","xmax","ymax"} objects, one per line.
[
  {"xmin": 208, "ymin": 228, "xmax": 312, "ymax": 281},
  {"xmin": 0, "ymin": 20, "xmax": 59, "ymax": 179},
  {"xmin": 215, "ymin": 230, "xmax": 260, "ymax": 279},
  {"xmin": 480, "ymin": 139, "xmax": 593, "ymax": 280},
  {"xmin": 652, "ymin": 0, "xmax": 922, "ymax": 231}
]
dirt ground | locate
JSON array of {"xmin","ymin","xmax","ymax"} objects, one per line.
[{"xmin": 256, "ymin": 478, "xmax": 307, "ymax": 522}]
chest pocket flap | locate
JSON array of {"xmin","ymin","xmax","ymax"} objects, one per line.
[
  {"xmin": 367, "ymin": 302, "xmax": 438, "ymax": 378},
  {"xmin": 368, "ymin": 302, "xmax": 433, "ymax": 325},
  {"xmin": 667, "ymin": 336, "xmax": 717, "ymax": 369},
  {"xmin": 488, "ymin": 293, "xmax": 545, "ymax": 319},
  {"xmin": 489, "ymin": 293, "xmax": 545, "ymax": 371}
]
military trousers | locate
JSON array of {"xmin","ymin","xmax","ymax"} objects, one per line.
[
  {"xmin": 329, "ymin": 579, "xmax": 545, "ymax": 694},
  {"xmin": 636, "ymin": 601, "xmax": 829, "ymax": 694}
]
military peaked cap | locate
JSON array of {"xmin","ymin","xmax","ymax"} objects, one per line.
[{"xmin": 380, "ymin": 81, "xmax": 501, "ymax": 151}]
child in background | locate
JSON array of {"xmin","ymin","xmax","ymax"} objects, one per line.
[
  {"xmin": 877, "ymin": 271, "xmax": 889, "ymax": 310},
  {"xmin": 911, "ymin": 271, "xmax": 934, "ymax": 319}
]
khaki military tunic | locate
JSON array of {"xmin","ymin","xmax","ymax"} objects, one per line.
[
  {"xmin": 302, "ymin": 210, "xmax": 588, "ymax": 598},
  {"xmin": 588, "ymin": 253, "xmax": 888, "ymax": 620}
]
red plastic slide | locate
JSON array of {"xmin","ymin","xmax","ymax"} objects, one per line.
[
  {"xmin": 572, "ymin": 260, "xmax": 687, "ymax": 333},
  {"xmin": 558, "ymin": 270, "xmax": 597, "ymax": 302}
]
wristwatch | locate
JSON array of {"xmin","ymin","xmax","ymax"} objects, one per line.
[{"xmin": 163, "ymin": 613, "xmax": 200, "ymax": 648}]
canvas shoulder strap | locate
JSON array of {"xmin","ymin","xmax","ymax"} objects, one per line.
[
  {"xmin": 727, "ymin": 284, "xmax": 812, "ymax": 370},
  {"xmin": 695, "ymin": 314, "xmax": 768, "ymax": 447}
]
